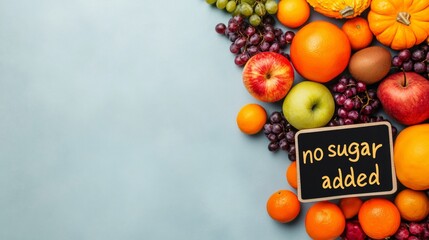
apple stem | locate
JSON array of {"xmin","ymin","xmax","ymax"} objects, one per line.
[{"xmin": 402, "ymin": 69, "xmax": 407, "ymax": 87}]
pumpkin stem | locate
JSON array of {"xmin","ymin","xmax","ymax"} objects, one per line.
[
  {"xmin": 396, "ymin": 12, "xmax": 411, "ymax": 26},
  {"xmin": 339, "ymin": 6, "xmax": 354, "ymax": 18}
]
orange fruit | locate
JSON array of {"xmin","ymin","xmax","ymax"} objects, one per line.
[
  {"xmin": 394, "ymin": 123, "xmax": 429, "ymax": 190},
  {"xmin": 236, "ymin": 103, "xmax": 267, "ymax": 135},
  {"xmin": 339, "ymin": 197, "xmax": 363, "ymax": 219},
  {"xmin": 277, "ymin": 0, "xmax": 310, "ymax": 28},
  {"xmin": 394, "ymin": 188, "xmax": 429, "ymax": 222},
  {"xmin": 305, "ymin": 201, "xmax": 345, "ymax": 240},
  {"xmin": 290, "ymin": 20, "xmax": 351, "ymax": 83},
  {"xmin": 358, "ymin": 198, "xmax": 401, "ymax": 239},
  {"xmin": 266, "ymin": 190, "xmax": 301, "ymax": 223},
  {"xmin": 286, "ymin": 161, "xmax": 297, "ymax": 189},
  {"xmin": 341, "ymin": 17, "xmax": 373, "ymax": 51}
]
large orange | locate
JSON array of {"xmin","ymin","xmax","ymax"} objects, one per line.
[
  {"xmin": 290, "ymin": 21, "xmax": 351, "ymax": 83},
  {"xmin": 394, "ymin": 124, "xmax": 429, "ymax": 190},
  {"xmin": 305, "ymin": 201, "xmax": 345, "ymax": 240},
  {"xmin": 358, "ymin": 198, "xmax": 401, "ymax": 239}
]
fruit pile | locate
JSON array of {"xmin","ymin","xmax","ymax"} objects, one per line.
[{"xmin": 206, "ymin": 0, "xmax": 429, "ymax": 239}]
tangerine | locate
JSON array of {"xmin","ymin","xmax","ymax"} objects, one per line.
[
  {"xmin": 286, "ymin": 161, "xmax": 297, "ymax": 189},
  {"xmin": 339, "ymin": 197, "xmax": 363, "ymax": 219},
  {"xmin": 266, "ymin": 190, "xmax": 300, "ymax": 223},
  {"xmin": 394, "ymin": 124, "xmax": 429, "ymax": 190},
  {"xmin": 394, "ymin": 188, "xmax": 429, "ymax": 222},
  {"xmin": 236, "ymin": 103, "xmax": 267, "ymax": 135},
  {"xmin": 290, "ymin": 21, "xmax": 351, "ymax": 83},
  {"xmin": 305, "ymin": 201, "xmax": 345, "ymax": 240},
  {"xmin": 358, "ymin": 198, "xmax": 401, "ymax": 239},
  {"xmin": 341, "ymin": 17, "xmax": 373, "ymax": 51},
  {"xmin": 277, "ymin": 0, "xmax": 310, "ymax": 29}
]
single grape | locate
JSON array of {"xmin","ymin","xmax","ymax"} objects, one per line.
[
  {"xmin": 338, "ymin": 108, "xmax": 348, "ymax": 118},
  {"xmin": 277, "ymin": 131, "xmax": 285, "ymax": 140},
  {"xmin": 356, "ymin": 81, "xmax": 366, "ymax": 93},
  {"xmin": 344, "ymin": 89, "xmax": 354, "ymax": 98},
  {"xmin": 343, "ymin": 98, "xmax": 354, "ymax": 111},
  {"xmin": 407, "ymin": 236, "xmax": 419, "ymax": 240},
  {"xmin": 339, "ymin": 76, "xmax": 348, "ymax": 85},
  {"xmin": 272, "ymin": 123, "xmax": 283, "ymax": 134},
  {"xmin": 259, "ymin": 41, "xmax": 270, "ymax": 51},
  {"xmin": 240, "ymin": 2, "xmax": 253, "ymax": 17},
  {"xmin": 367, "ymin": 89, "xmax": 376, "ymax": 99},
  {"xmin": 241, "ymin": 0, "xmax": 256, "ymax": 5},
  {"xmin": 269, "ymin": 112, "xmax": 282, "ymax": 123},
  {"xmin": 247, "ymin": 45, "xmax": 259, "ymax": 56},
  {"xmin": 206, "ymin": 0, "xmax": 217, "ymax": 4},
  {"xmin": 232, "ymin": 4, "xmax": 241, "ymax": 16},
  {"xmin": 269, "ymin": 42, "xmax": 280, "ymax": 52},
  {"xmin": 414, "ymin": 62, "xmax": 426, "ymax": 73},
  {"xmin": 274, "ymin": 28, "xmax": 283, "ymax": 38},
  {"xmin": 263, "ymin": 23, "xmax": 274, "ymax": 33},
  {"xmin": 230, "ymin": 43, "xmax": 240, "ymax": 54},
  {"xmin": 249, "ymin": 14, "xmax": 261, "ymax": 26},
  {"xmin": 412, "ymin": 49, "xmax": 425, "ymax": 61},
  {"xmin": 344, "ymin": 118, "xmax": 354, "ymax": 125},
  {"xmin": 394, "ymin": 224, "xmax": 410, "ymax": 240},
  {"xmin": 225, "ymin": 0, "xmax": 237, "ymax": 13},
  {"xmin": 232, "ymin": 15, "xmax": 244, "ymax": 25},
  {"xmin": 342, "ymin": 220, "xmax": 366, "ymax": 240},
  {"xmin": 288, "ymin": 144, "xmax": 296, "ymax": 155},
  {"xmin": 353, "ymin": 98, "xmax": 362, "ymax": 110},
  {"xmin": 335, "ymin": 94, "xmax": 347, "ymax": 106},
  {"xmin": 215, "ymin": 23, "xmax": 227, "ymax": 34},
  {"xmin": 348, "ymin": 78, "xmax": 356, "ymax": 85},
  {"xmin": 234, "ymin": 36, "xmax": 246, "ymax": 48},
  {"xmin": 403, "ymin": 60, "xmax": 413, "ymax": 71},
  {"xmin": 245, "ymin": 26, "xmax": 256, "ymax": 36},
  {"xmin": 361, "ymin": 105, "xmax": 373, "ymax": 115},
  {"xmin": 267, "ymin": 133, "xmax": 277, "ymax": 142},
  {"xmin": 348, "ymin": 110, "xmax": 359, "ymax": 121},
  {"xmin": 239, "ymin": 52, "xmax": 250, "ymax": 63},
  {"xmin": 268, "ymin": 142, "xmax": 279, "ymax": 152},
  {"xmin": 284, "ymin": 31, "xmax": 295, "ymax": 44},
  {"xmin": 249, "ymin": 33, "xmax": 261, "ymax": 45},
  {"xmin": 279, "ymin": 139, "xmax": 289, "ymax": 151},
  {"xmin": 286, "ymin": 131, "xmax": 295, "ymax": 143},
  {"xmin": 359, "ymin": 114, "xmax": 369, "ymax": 123},
  {"xmin": 263, "ymin": 123, "xmax": 272, "ymax": 135},
  {"xmin": 265, "ymin": 0, "xmax": 278, "ymax": 14},
  {"xmin": 216, "ymin": 0, "xmax": 228, "ymax": 9},
  {"xmin": 421, "ymin": 44, "xmax": 429, "ymax": 53},
  {"xmin": 254, "ymin": 2, "xmax": 266, "ymax": 17},
  {"xmin": 227, "ymin": 32, "xmax": 239, "ymax": 42},
  {"xmin": 288, "ymin": 153, "xmax": 296, "ymax": 161},
  {"xmin": 409, "ymin": 222, "xmax": 424, "ymax": 236},
  {"xmin": 426, "ymin": 51, "xmax": 429, "ymax": 61},
  {"xmin": 234, "ymin": 54, "xmax": 245, "ymax": 66},
  {"xmin": 398, "ymin": 49, "xmax": 411, "ymax": 61},
  {"xmin": 263, "ymin": 31, "xmax": 275, "ymax": 42},
  {"xmin": 370, "ymin": 99, "xmax": 380, "ymax": 110},
  {"xmin": 392, "ymin": 56, "xmax": 403, "ymax": 67},
  {"xmin": 228, "ymin": 21, "xmax": 239, "ymax": 33}
]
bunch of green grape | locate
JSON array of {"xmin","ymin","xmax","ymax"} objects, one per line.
[{"xmin": 206, "ymin": 0, "xmax": 278, "ymax": 26}]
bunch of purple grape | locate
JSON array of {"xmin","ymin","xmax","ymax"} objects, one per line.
[
  {"xmin": 263, "ymin": 111, "xmax": 297, "ymax": 161},
  {"xmin": 391, "ymin": 42, "xmax": 429, "ymax": 79},
  {"xmin": 329, "ymin": 76, "xmax": 382, "ymax": 125},
  {"xmin": 394, "ymin": 219, "xmax": 429, "ymax": 240},
  {"xmin": 215, "ymin": 15, "xmax": 295, "ymax": 66}
]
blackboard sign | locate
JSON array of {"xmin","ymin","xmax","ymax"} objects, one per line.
[{"xmin": 295, "ymin": 122, "xmax": 397, "ymax": 202}]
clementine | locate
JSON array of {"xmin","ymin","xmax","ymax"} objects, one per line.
[
  {"xmin": 266, "ymin": 190, "xmax": 300, "ymax": 223},
  {"xmin": 358, "ymin": 198, "xmax": 401, "ymax": 239},
  {"xmin": 286, "ymin": 161, "xmax": 297, "ymax": 189},
  {"xmin": 236, "ymin": 103, "xmax": 267, "ymax": 135},
  {"xmin": 290, "ymin": 20, "xmax": 351, "ymax": 83},
  {"xmin": 394, "ymin": 124, "xmax": 429, "ymax": 190},
  {"xmin": 394, "ymin": 188, "xmax": 429, "ymax": 222},
  {"xmin": 277, "ymin": 0, "xmax": 310, "ymax": 28},
  {"xmin": 305, "ymin": 201, "xmax": 345, "ymax": 240},
  {"xmin": 339, "ymin": 197, "xmax": 363, "ymax": 219},
  {"xmin": 341, "ymin": 17, "xmax": 373, "ymax": 51}
]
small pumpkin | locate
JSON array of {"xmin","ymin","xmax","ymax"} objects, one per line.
[
  {"xmin": 306, "ymin": 0, "xmax": 371, "ymax": 19},
  {"xmin": 368, "ymin": 0, "xmax": 429, "ymax": 50}
]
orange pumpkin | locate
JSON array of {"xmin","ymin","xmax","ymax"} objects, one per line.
[
  {"xmin": 368, "ymin": 0, "xmax": 429, "ymax": 50},
  {"xmin": 306, "ymin": 0, "xmax": 371, "ymax": 19}
]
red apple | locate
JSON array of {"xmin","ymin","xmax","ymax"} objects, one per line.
[
  {"xmin": 377, "ymin": 71, "xmax": 429, "ymax": 125},
  {"xmin": 242, "ymin": 52, "xmax": 294, "ymax": 102}
]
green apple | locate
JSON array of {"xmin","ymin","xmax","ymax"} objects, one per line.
[{"xmin": 282, "ymin": 81, "xmax": 335, "ymax": 130}]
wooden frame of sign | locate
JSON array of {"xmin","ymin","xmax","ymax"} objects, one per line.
[{"xmin": 295, "ymin": 121, "xmax": 397, "ymax": 203}]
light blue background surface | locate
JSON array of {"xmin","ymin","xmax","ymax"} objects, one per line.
[{"xmin": 0, "ymin": 1, "xmax": 398, "ymax": 239}]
